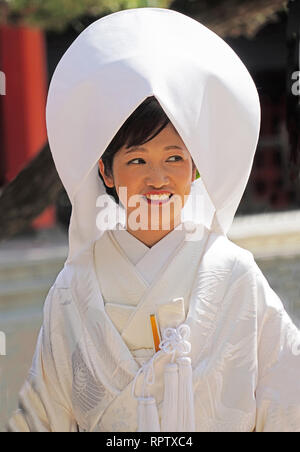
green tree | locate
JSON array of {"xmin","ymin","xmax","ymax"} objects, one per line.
[{"xmin": 0, "ymin": 0, "xmax": 171, "ymax": 30}]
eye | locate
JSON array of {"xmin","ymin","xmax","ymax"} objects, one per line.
[
  {"xmin": 127, "ymin": 155, "xmax": 183, "ymax": 165},
  {"xmin": 167, "ymin": 155, "xmax": 183, "ymax": 162},
  {"xmin": 127, "ymin": 158, "xmax": 145, "ymax": 165}
]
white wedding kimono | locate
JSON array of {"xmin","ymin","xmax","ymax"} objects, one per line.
[
  {"xmin": 6, "ymin": 7, "xmax": 300, "ymax": 432},
  {"xmin": 6, "ymin": 220, "xmax": 300, "ymax": 432}
]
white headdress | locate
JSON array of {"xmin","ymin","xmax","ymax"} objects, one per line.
[{"xmin": 46, "ymin": 7, "xmax": 261, "ymax": 264}]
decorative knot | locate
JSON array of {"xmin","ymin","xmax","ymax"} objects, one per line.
[{"xmin": 131, "ymin": 323, "xmax": 191, "ymax": 399}]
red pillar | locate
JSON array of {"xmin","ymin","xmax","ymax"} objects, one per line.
[{"xmin": 0, "ymin": 25, "xmax": 55, "ymax": 229}]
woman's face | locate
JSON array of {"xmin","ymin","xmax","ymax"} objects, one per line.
[{"xmin": 98, "ymin": 123, "xmax": 196, "ymax": 239}]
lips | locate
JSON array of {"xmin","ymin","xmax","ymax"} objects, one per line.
[
  {"xmin": 143, "ymin": 191, "xmax": 173, "ymax": 196},
  {"xmin": 142, "ymin": 192, "xmax": 173, "ymax": 205}
]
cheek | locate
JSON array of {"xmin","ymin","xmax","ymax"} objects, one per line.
[
  {"xmin": 117, "ymin": 170, "xmax": 137, "ymax": 191},
  {"xmin": 113, "ymin": 166, "xmax": 141, "ymax": 205},
  {"xmin": 179, "ymin": 163, "xmax": 194, "ymax": 194},
  {"xmin": 112, "ymin": 160, "xmax": 127, "ymax": 189}
]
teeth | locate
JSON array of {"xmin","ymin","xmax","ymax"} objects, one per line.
[{"xmin": 145, "ymin": 194, "xmax": 171, "ymax": 200}]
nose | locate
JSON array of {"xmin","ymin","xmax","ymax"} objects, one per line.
[{"xmin": 145, "ymin": 165, "xmax": 170, "ymax": 188}]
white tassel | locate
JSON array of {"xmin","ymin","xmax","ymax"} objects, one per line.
[
  {"xmin": 161, "ymin": 362, "xmax": 179, "ymax": 432},
  {"xmin": 177, "ymin": 357, "xmax": 195, "ymax": 432},
  {"xmin": 132, "ymin": 323, "xmax": 194, "ymax": 432},
  {"xmin": 137, "ymin": 397, "xmax": 161, "ymax": 432}
]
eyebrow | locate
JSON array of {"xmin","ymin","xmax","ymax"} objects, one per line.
[{"xmin": 124, "ymin": 145, "xmax": 183, "ymax": 154}]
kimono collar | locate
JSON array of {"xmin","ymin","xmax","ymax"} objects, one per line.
[
  {"xmin": 46, "ymin": 7, "xmax": 261, "ymax": 264},
  {"xmin": 111, "ymin": 221, "xmax": 186, "ymax": 266}
]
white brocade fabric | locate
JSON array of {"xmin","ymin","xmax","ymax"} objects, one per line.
[
  {"xmin": 110, "ymin": 221, "xmax": 186, "ymax": 284},
  {"xmin": 94, "ymin": 224, "xmax": 209, "ymax": 351},
  {"xmin": 6, "ymin": 228, "xmax": 300, "ymax": 432},
  {"xmin": 96, "ymin": 221, "xmax": 189, "ymax": 350}
]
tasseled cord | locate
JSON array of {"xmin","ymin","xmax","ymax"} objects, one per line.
[
  {"xmin": 161, "ymin": 362, "xmax": 178, "ymax": 431},
  {"xmin": 177, "ymin": 356, "xmax": 195, "ymax": 432},
  {"xmin": 132, "ymin": 323, "xmax": 195, "ymax": 432},
  {"xmin": 137, "ymin": 397, "xmax": 161, "ymax": 432}
]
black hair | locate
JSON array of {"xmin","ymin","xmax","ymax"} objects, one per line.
[{"xmin": 98, "ymin": 95, "xmax": 195, "ymax": 204}]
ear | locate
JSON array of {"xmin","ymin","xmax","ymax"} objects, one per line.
[{"xmin": 98, "ymin": 159, "xmax": 114, "ymax": 188}]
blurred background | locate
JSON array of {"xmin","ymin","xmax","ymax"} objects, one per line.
[{"xmin": 0, "ymin": 0, "xmax": 299, "ymax": 431}]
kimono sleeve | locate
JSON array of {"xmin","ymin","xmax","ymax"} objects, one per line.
[
  {"xmin": 5, "ymin": 285, "xmax": 78, "ymax": 432},
  {"xmin": 254, "ymin": 263, "xmax": 300, "ymax": 432}
]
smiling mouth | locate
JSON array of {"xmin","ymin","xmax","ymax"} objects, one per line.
[{"xmin": 142, "ymin": 194, "xmax": 173, "ymax": 205}]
